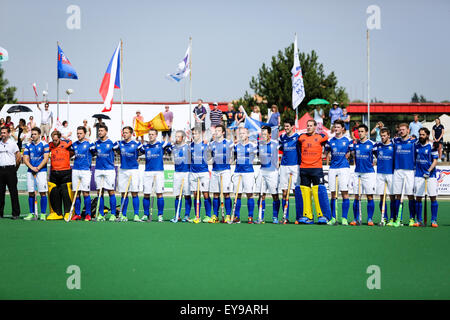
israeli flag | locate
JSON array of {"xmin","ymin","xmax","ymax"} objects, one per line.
[{"xmin": 166, "ymin": 44, "xmax": 191, "ymax": 82}]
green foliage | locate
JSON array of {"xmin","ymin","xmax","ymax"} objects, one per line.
[
  {"xmin": 411, "ymin": 92, "xmax": 432, "ymax": 103},
  {"xmin": 0, "ymin": 67, "xmax": 17, "ymax": 110},
  {"xmin": 234, "ymin": 44, "xmax": 348, "ymax": 127}
]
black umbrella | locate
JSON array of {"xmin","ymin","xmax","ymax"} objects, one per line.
[
  {"xmin": 92, "ymin": 114, "xmax": 111, "ymax": 120},
  {"xmin": 7, "ymin": 105, "xmax": 33, "ymax": 113}
]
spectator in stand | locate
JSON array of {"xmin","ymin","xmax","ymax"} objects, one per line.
[
  {"xmin": 409, "ymin": 114, "xmax": 422, "ymax": 139},
  {"xmin": 225, "ymin": 103, "xmax": 236, "ymax": 140},
  {"xmin": 132, "ymin": 110, "xmax": 145, "ymax": 142},
  {"xmin": 60, "ymin": 121, "xmax": 72, "ymax": 140},
  {"xmin": 27, "ymin": 115, "xmax": 36, "ymax": 131},
  {"xmin": 210, "ymin": 102, "xmax": 223, "ymax": 131},
  {"xmin": 193, "ymin": 99, "xmax": 207, "ymax": 135},
  {"xmin": 4, "ymin": 116, "xmax": 14, "ymax": 130},
  {"xmin": 16, "ymin": 119, "xmax": 27, "ymax": 151},
  {"xmin": 0, "ymin": 118, "xmax": 4, "ymax": 127},
  {"xmin": 93, "ymin": 118, "xmax": 104, "ymax": 140},
  {"xmin": 313, "ymin": 105, "xmax": 325, "ymax": 132},
  {"xmin": 235, "ymin": 105, "xmax": 245, "ymax": 127},
  {"xmin": 371, "ymin": 121, "xmax": 384, "ymax": 143},
  {"xmin": 36, "ymin": 102, "xmax": 53, "ymax": 142},
  {"xmin": 82, "ymin": 119, "xmax": 92, "ymax": 141},
  {"xmin": 351, "ymin": 121, "xmax": 360, "ymax": 141},
  {"xmin": 329, "ymin": 102, "xmax": 343, "ymax": 125},
  {"xmin": 432, "ymin": 117, "xmax": 445, "ymax": 162},
  {"xmin": 267, "ymin": 105, "xmax": 280, "ymax": 139},
  {"xmin": 341, "ymin": 108, "xmax": 351, "ymax": 133},
  {"xmin": 250, "ymin": 105, "xmax": 262, "ymax": 122},
  {"xmin": 162, "ymin": 105, "xmax": 174, "ymax": 142}
]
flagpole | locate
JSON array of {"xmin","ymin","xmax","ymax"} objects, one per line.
[
  {"xmin": 294, "ymin": 33, "xmax": 299, "ymax": 131},
  {"xmin": 57, "ymin": 41, "xmax": 60, "ymax": 122},
  {"xmin": 367, "ymin": 29, "xmax": 371, "ymax": 133},
  {"xmin": 120, "ymin": 39, "xmax": 124, "ymax": 129},
  {"xmin": 189, "ymin": 36, "xmax": 192, "ymax": 132}
]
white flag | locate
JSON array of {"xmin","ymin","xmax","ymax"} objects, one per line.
[
  {"xmin": 291, "ymin": 34, "xmax": 305, "ymax": 110},
  {"xmin": 0, "ymin": 47, "xmax": 9, "ymax": 62},
  {"xmin": 166, "ymin": 44, "xmax": 191, "ymax": 82}
]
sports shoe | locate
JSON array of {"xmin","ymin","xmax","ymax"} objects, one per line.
[
  {"xmin": 24, "ymin": 213, "xmax": 36, "ymax": 221},
  {"xmin": 190, "ymin": 217, "xmax": 200, "ymax": 224},
  {"xmin": 209, "ymin": 215, "xmax": 218, "ymax": 223},
  {"xmin": 71, "ymin": 214, "xmax": 81, "ymax": 221},
  {"xmin": 202, "ymin": 216, "xmax": 212, "ymax": 223},
  {"xmin": 109, "ymin": 214, "xmax": 117, "ymax": 222},
  {"xmin": 431, "ymin": 221, "xmax": 438, "ymax": 228},
  {"xmin": 349, "ymin": 220, "xmax": 357, "ymax": 226},
  {"xmin": 39, "ymin": 213, "xmax": 46, "ymax": 221},
  {"xmin": 413, "ymin": 220, "xmax": 424, "ymax": 227},
  {"xmin": 327, "ymin": 217, "xmax": 336, "ymax": 225},
  {"xmin": 248, "ymin": 217, "xmax": 253, "ymax": 224},
  {"xmin": 408, "ymin": 218, "xmax": 415, "ymax": 227},
  {"xmin": 158, "ymin": 215, "xmax": 163, "ymax": 222},
  {"xmin": 96, "ymin": 215, "xmax": 105, "ymax": 222},
  {"xmin": 367, "ymin": 219, "xmax": 374, "ymax": 226},
  {"xmin": 141, "ymin": 215, "xmax": 149, "ymax": 222},
  {"xmin": 119, "ymin": 214, "xmax": 128, "ymax": 222},
  {"xmin": 386, "ymin": 219, "xmax": 394, "ymax": 227},
  {"xmin": 232, "ymin": 216, "xmax": 240, "ymax": 224},
  {"xmin": 84, "ymin": 215, "xmax": 91, "ymax": 222},
  {"xmin": 182, "ymin": 216, "xmax": 190, "ymax": 223},
  {"xmin": 133, "ymin": 215, "xmax": 142, "ymax": 222},
  {"xmin": 317, "ymin": 217, "xmax": 328, "ymax": 224},
  {"xmin": 282, "ymin": 218, "xmax": 289, "ymax": 225},
  {"xmin": 297, "ymin": 216, "xmax": 314, "ymax": 224},
  {"xmin": 341, "ymin": 218, "xmax": 348, "ymax": 226},
  {"xmin": 224, "ymin": 215, "xmax": 231, "ymax": 223},
  {"xmin": 393, "ymin": 219, "xmax": 401, "ymax": 227},
  {"xmin": 273, "ymin": 217, "xmax": 279, "ymax": 224},
  {"xmin": 170, "ymin": 216, "xmax": 178, "ymax": 223}
]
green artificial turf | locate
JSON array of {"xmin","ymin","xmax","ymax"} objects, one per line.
[{"xmin": 0, "ymin": 195, "xmax": 449, "ymax": 300}]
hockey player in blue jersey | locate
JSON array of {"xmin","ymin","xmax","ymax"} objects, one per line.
[{"xmin": 414, "ymin": 128, "xmax": 439, "ymax": 227}]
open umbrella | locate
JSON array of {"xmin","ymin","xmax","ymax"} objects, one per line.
[
  {"xmin": 307, "ymin": 98, "xmax": 330, "ymax": 105},
  {"xmin": 7, "ymin": 105, "xmax": 33, "ymax": 113},
  {"xmin": 92, "ymin": 114, "xmax": 111, "ymax": 120}
]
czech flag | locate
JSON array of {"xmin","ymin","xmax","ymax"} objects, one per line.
[
  {"xmin": 99, "ymin": 42, "xmax": 121, "ymax": 112},
  {"xmin": 57, "ymin": 45, "xmax": 78, "ymax": 79}
]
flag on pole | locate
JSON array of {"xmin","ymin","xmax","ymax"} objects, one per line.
[
  {"xmin": 291, "ymin": 34, "xmax": 305, "ymax": 110},
  {"xmin": 240, "ymin": 106, "xmax": 271, "ymax": 134},
  {"xmin": 99, "ymin": 42, "xmax": 121, "ymax": 112},
  {"xmin": 32, "ymin": 83, "xmax": 38, "ymax": 97},
  {"xmin": 57, "ymin": 45, "xmax": 78, "ymax": 79},
  {"xmin": 0, "ymin": 47, "xmax": 8, "ymax": 63},
  {"xmin": 166, "ymin": 44, "xmax": 191, "ymax": 82}
]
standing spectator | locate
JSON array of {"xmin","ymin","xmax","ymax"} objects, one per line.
[
  {"xmin": 0, "ymin": 118, "xmax": 4, "ymax": 127},
  {"xmin": 94, "ymin": 118, "xmax": 105, "ymax": 140},
  {"xmin": 250, "ymin": 105, "xmax": 262, "ymax": 122},
  {"xmin": 36, "ymin": 102, "xmax": 53, "ymax": 142},
  {"xmin": 162, "ymin": 105, "xmax": 174, "ymax": 141},
  {"xmin": 225, "ymin": 103, "xmax": 236, "ymax": 140},
  {"xmin": 341, "ymin": 108, "xmax": 351, "ymax": 133},
  {"xmin": 267, "ymin": 105, "xmax": 280, "ymax": 139},
  {"xmin": 27, "ymin": 115, "xmax": 36, "ymax": 131},
  {"xmin": 5, "ymin": 116, "xmax": 14, "ymax": 129},
  {"xmin": 432, "ymin": 117, "xmax": 445, "ymax": 162},
  {"xmin": 210, "ymin": 102, "xmax": 223, "ymax": 130},
  {"xmin": 16, "ymin": 119, "xmax": 27, "ymax": 151},
  {"xmin": 370, "ymin": 121, "xmax": 384, "ymax": 143},
  {"xmin": 82, "ymin": 119, "xmax": 92, "ymax": 141},
  {"xmin": 0, "ymin": 126, "xmax": 21, "ymax": 219},
  {"xmin": 313, "ymin": 105, "xmax": 325, "ymax": 131},
  {"xmin": 193, "ymin": 99, "xmax": 207, "ymax": 134},
  {"xmin": 133, "ymin": 110, "xmax": 145, "ymax": 143},
  {"xmin": 235, "ymin": 106, "xmax": 245, "ymax": 127},
  {"xmin": 60, "ymin": 121, "xmax": 72, "ymax": 140},
  {"xmin": 409, "ymin": 114, "xmax": 422, "ymax": 139},
  {"xmin": 329, "ymin": 102, "xmax": 343, "ymax": 125},
  {"xmin": 351, "ymin": 121, "xmax": 360, "ymax": 141}
]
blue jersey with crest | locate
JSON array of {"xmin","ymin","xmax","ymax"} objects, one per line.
[
  {"xmin": 190, "ymin": 141, "xmax": 209, "ymax": 173},
  {"xmin": 72, "ymin": 140, "xmax": 94, "ymax": 171},
  {"xmin": 350, "ymin": 139, "xmax": 375, "ymax": 173},
  {"xmin": 258, "ymin": 140, "xmax": 279, "ymax": 171},
  {"xmin": 167, "ymin": 143, "xmax": 190, "ymax": 173},
  {"xmin": 113, "ymin": 140, "xmax": 143, "ymax": 170},
  {"xmin": 373, "ymin": 141, "xmax": 395, "ymax": 174},
  {"xmin": 142, "ymin": 141, "xmax": 171, "ymax": 171},
  {"xmin": 393, "ymin": 137, "xmax": 417, "ymax": 170},
  {"xmin": 208, "ymin": 139, "xmax": 233, "ymax": 171},
  {"xmin": 415, "ymin": 142, "xmax": 438, "ymax": 178},
  {"xmin": 23, "ymin": 141, "xmax": 49, "ymax": 173},
  {"xmin": 234, "ymin": 142, "xmax": 257, "ymax": 173},
  {"xmin": 92, "ymin": 138, "xmax": 115, "ymax": 170},
  {"xmin": 325, "ymin": 136, "xmax": 351, "ymax": 169},
  {"xmin": 278, "ymin": 132, "xmax": 300, "ymax": 166}
]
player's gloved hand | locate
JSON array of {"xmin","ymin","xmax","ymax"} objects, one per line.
[{"xmin": 423, "ymin": 171, "xmax": 430, "ymax": 179}]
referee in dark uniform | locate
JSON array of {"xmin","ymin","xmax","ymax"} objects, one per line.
[{"xmin": 0, "ymin": 126, "xmax": 21, "ymax": 219}]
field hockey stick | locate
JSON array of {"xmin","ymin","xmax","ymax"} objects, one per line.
[
  {"xmin": 397, "ymin": 177, "xmax": 406, "ymax": 226},
  {"xmin": 220, "ymin": 174, "xmax": 225, "ymax": 223},
  {"xmin": 424, "ymin": 178, "xmax": 428, "ymax": 227},
  {"xmin": 66, "ymin": 179, "xmax": 81, "ymax": 222},
  {"xmin": 149, "ymin": 175, "xmax": 157, "ymax": 222},
  {"xmin": 95, "ymin": 176, "xmax": 105, "ymax": 221},
  {"xmin": 118, "ymin": 175, "xmax": 132, "ymax": 221},
  {"xmin": 282, "ymin": 173, "xmax": 293, "ymax": 224},
  {"xmin": 256, "ymin": 174, "xmax": 264, "ymax": 224},
  {"xmin": 334, "ymin": 175, "xmax": 339, "ymax": 225},
  {"xmin": 379, "ymin": 182, "xmax": 387, "ymax": 226},
  {"xmin": 32, "ymin": 173, "xmax": 39, "ymax": 219},
  {"xmin": 195, "ymin": 177, "xmax": 201, "ymax": 222},
  {"xmin": 358, "ymin": 175, "xmax": 362, "ymax": 225},
  {"xmin": 174, "ymin": 178, "xmax": 184, "ymax": 223},
  {"xmin": 229, "ymin": 174, "xmax": 242, "ymax": 224}
]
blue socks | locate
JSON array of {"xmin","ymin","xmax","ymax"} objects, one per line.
[
  {"xmin": 235, "ymin": 198, "xmax": 241, "ymax": 218},
  {"xmin": 415, "ymin": 200, "xmax": 423, "ymax": 222},
  {"xmin": 367, "ymin": 199, "xmax": 374, "ymax": 221},
  {"xmin": 342, "ymin": 198, "xmax": 350, "ymax": 219},
  {"xmin": 408, "ymin": 199, "xmax": 416, "ymax": 220},
  {"xmin": 75, "ymin": 197, "xmax": 81, "ymax": 215},
  {"xmin": 431, "ymin": 201, "xmax": 438, "ymax": 222},
  {"xmin": 40, "ymin": 196, "xmax": 47, "ymax": 214},
  {"xmin": 273, "ymin": 200, "xmax": 280, "ymax": 219},
  {"xmin": 247, "ymin": 198, "xmax": 254, "ymax": 218},
  {"xmin": 99, "ymin": 196, "xmax": 105, "ymax": 216},
  {"xmin": 330, "ymin": 198, "xmax": 336, "ymax": 219},
  {"xmin": 224, "ymin": 197, "xmax": 231, "ymax": 216},
  {"xmin": 353, "ymin": 199, "xmax": 360, "ymax": 221},
  {"xmin": 213, "ymin": 198, "xmax": 220, "ymax": 216},
  {"xmin": 28, "ymin": 196, "xmax": 35, "ymax": 214},
  {"xmin": 110, "ymin": 196, "xmax": 116, "ymax": 216},
  {"xmin": 84, "ymin": 196, "xmax": 91, "ymax": 215},
  {"xmin": 143, "ymin": 197, "xmax": 150, "ymax": 216},
  {"xmin": 157, "ymin": 197, "xmax": 164, "ymax": 216},
  {"xmin": 185, "ymin": 196, "xmax": 192, "ymax": 217}
]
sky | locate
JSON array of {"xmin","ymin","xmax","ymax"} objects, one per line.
[{"xmin": 1, "ymin": 0, "xmax": 449, "ymax": 104}]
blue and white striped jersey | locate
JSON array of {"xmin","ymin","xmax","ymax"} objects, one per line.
[
  {"xmin": 257, "ymin": 140, "xmax": 279, "ymax": 171},
  {"xmin": 208, "ymin": 139, "xmax": 233, "ymax": 171}
]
